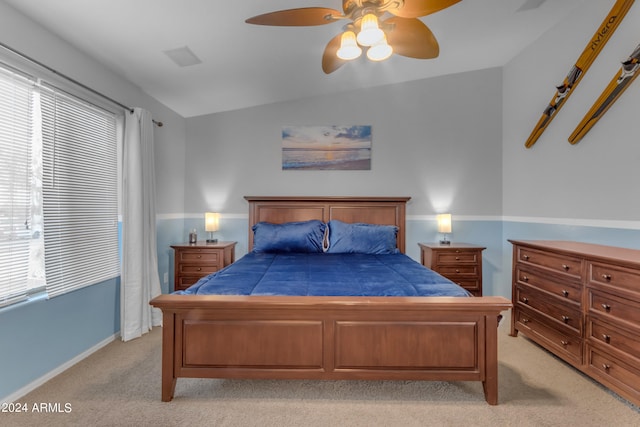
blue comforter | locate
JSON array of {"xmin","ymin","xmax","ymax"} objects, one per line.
[{"xmin": 177, "ymin": 252, "xmax": 471, "ymax": 297}]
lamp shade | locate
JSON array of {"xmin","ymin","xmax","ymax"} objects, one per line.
[
  {"xmin": 366, "ymin": 35, "xmax": 393, "ymax": 61},
  {"xmin": 205, "ymin": 212, "xmax": 220, "ymax": 232},
  {"xmin": 337, "ymin": 31, "xmax": 362, "ymax": 60},
  {"xmin": 357, "ymin": 13, "xmax": 384, "ymax": 46},
  {"xmin": 436, "ymin": 213, "xmax": 452, "ymax": 234}
]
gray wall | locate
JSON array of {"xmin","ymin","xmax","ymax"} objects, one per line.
[
  {"xmin": 503, "ymin": 1, "xmax": 640, "ymax": 222},
  {"xmin": 185, "ymin": 68, "xmax": 503, "ymax": 217}
]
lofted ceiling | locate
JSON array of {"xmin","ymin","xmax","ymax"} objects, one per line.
[{"xmin": 3, "ymin": 0, "xmax": 588, "ymax": 118}]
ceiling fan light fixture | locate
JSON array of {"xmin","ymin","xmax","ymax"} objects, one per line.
[
  {"xmin": 336, "ymin": 31, "xmax": 362, "ymax": 60},
  {"xmin": 366, "ymin": 35, "xmax": 393, "ymax": 61},
  {"xmin": 356, "ymin": 13, "xmax": 384, "ymax": 46}
]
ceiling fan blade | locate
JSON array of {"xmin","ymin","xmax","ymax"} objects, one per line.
[
  {"xmin": 385, "ymin": 17, "xmax": 439, "ymax": 59},
  {"xmin": 387, "ymin": 0, "xmax": 462, "ymax": 18},
  {"xmin": 246, "ymin": 7, "xmax": 342, "ymax": 26},
  {"xmin": 322, "ymin": 34, "xmax": 347, "ymax": 74}
]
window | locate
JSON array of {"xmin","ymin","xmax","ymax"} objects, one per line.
[
  {"xmin": 0, "ymin": 65, "xmax": 39, "ymax": 307},
  {"xmin": 0, "ymin": 62, "xmax": 120, "ymax": 307}
]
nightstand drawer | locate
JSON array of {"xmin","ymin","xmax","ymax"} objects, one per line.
[
  {"xmin": 436, "ymin": 265, "xmax": 478, "ymax": 276},
  {"xmin": 179, "ymin": 251, "xmax": 220, "ymax": 263},
  {"xmin": 436, "ymin": 252, "xmax": 478, "ymax": 264}
]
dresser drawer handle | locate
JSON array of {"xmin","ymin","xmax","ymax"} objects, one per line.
[
  {"xmin": 602, "ymin": 334, "xmax": 611, "ymax": 343},
  {"xmin": 523, "ymin": 255, "xmax": 530, "ymax": 260},
  {"xmin": 561, "ymin": 315, "xmax": 570, "ymax": 323},
  {"xmin": 561, "ymin": 290, "xmax": 569, "ymax": 297},
  {"xmin": 602, "ymin": 364, "xmax": 611, "ymax": 371},
  {"xmin": 521, "ymin": 297, "xmax": 529, "ymax": 304},
  {"xmin": 521, "ymin": 275, "xmax": 529, "ymax": 282},
  {"xmin": 455, "ymin": 269, "xmax": 460, "ymax": 273},
  {"xmin": 455, "ymin": 257, "xmax": 460, "ymax": 260},
  {"xmin": 601, "ymin": 274, "xmax": 612, "ymax": 281},
  {"xmin": 197, "ymin": 255, "xmax": 202, "ymax": 259},
  {"xmin": 197, "ymin": 267, "xmax": 202, "ymax": 271},
  {"xmin": 455, "ymin": 250, "xmax": 460, "ymax": 253},
  {"xmin": 561, "ymin": 264, "xmax": 570, "ymax": 271},
  {"xmin": 560, "ymin": 340, "xmax": 568, "ymax": 346},
  {"xmin": 601, "ymin": 304, "xmax": 611, "ymax": 312},
  {"xmin": 521, "ymin": 318, "xmax": 529, "ymax": 324}
]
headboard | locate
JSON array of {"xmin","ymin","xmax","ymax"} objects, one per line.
[{"xmin": 245, "ymin": 196, "xmax": 411, "ymax": 253}]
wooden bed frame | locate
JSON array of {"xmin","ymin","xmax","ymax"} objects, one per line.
[{"xmin": 150, "ymin": 196, "xmax": 512, "ymax": 404}]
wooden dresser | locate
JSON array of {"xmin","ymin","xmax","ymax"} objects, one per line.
[
  {"xmin": 171, "ymin": 241, "xmax": 236, "ymax": 291},
  {"xmin": 509, "ymin": 240, "xmax": 640, "ymax": 406},
  {"xmin": 419, "ymin": 243, "xmax": 485, "ymax": 296}
]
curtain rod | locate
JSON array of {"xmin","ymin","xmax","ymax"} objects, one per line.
[{"xmin": 0, "ymin": 41, "xmax": 163, "ymax": 127}]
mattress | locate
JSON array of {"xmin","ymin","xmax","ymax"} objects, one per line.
[{"xmin": 177, "ymin": 252, "xmax": 471, "ymax": 297}]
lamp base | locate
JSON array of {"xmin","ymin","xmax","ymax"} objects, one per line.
[
  {"xmin": 439, "ymin": 240, "xmax": 451, "ymax": 245},
  {"xmin": 206, "ymin": 238, "xmax": 218, "ymax": 244}
]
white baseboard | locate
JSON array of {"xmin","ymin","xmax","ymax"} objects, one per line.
[{"xmin": 1, "ymin": 332, "xmax": 119, "ymax": 403}]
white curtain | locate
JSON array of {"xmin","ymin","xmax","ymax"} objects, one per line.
[{"xmin": 121, "ymin": 107, "xmax": 162, "ymax": 342}]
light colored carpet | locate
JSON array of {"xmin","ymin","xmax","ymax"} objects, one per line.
[{"xmin": 3, "ymin": 313, "xmax": 639, "ymax": 426}]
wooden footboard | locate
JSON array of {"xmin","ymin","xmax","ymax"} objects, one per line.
[{"xmin": 150, "ymin": 295, "xmax": 511, "ymax": 404}]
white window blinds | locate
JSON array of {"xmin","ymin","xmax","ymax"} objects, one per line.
[
  {"xmin": 0, "ymin": 65, "xmax": 41, "ymax": 308},
  {"xmin": 40, "ymin": 87, "xmax": 120, "ymax": 298}
]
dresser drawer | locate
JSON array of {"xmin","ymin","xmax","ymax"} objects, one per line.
[
  {"xmin": 589, "ymin": 289, "xmax": 640, "ymax": 329},
  {"xmin": 436, "ymin": 251, "xmax": 479, "ymax": 264},
  {"xmin": 516, "ymin": 285, "xmax": 582, "ymax": 335},
  {"xmin": 515, "ymin": 266, "xmax": 582, "ymax": 304},
  {"xmin": 589, "ymin": 262, "xmax": 640, "ymax": 295},
  {"xmin": 179, "ymin": 250, "xmax": 220, "ymax": 263},
  {"xmin": 588, "ymin": 317, "xmax": 640, "ymax": 361},
  {"xmin": 586, "ymin": 346, "xmax": 640, "ymax": 405},
  {"xmin": 517, "ymin": 247, "xmax": 582, "ymax": 280},
  {"xmin": 515, "ymin": 307, "xmax": 582, "ymax": 364}
]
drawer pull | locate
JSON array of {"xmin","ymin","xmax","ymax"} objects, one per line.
[
  {"xmin": 602, "ymin": 334, "xmax": 611, "ymax": 343},
  {"xmin": 560, "ymin": 340, "xmax": 568, "ymax": 346},
  {"xmin": 521, "ymin": 276, "xmax": 529, "ymax": 282},
  {"xmin": 561, "ymin": 290, "xmax": 569, "ymax": 297},
  {"xmin": 455, "ymin": 257, "xmax": 460, "ymax": 260},
  {"xmin": 561, "ymin": 264, "xmax": 570, "ymax": 271},
  {"xmin": 197, "ymin": 267, "xmax": 202, "ymax": 271},
  {"xmin": 523, "ymin": 255, "xmax": 530, "ymax": 260},
  {"xmin": 521, "ymin": 318, "xmax": 529, "ymax": 324},
  {"xmin": 602, "ymin": 364, "xmax": 611, "ymax": 371},
  {"xmin": 601, "ymin": 304, "xmax": 611, "ymax": 312},
  {"xmin": 521, "ymin": 297, "xmax": 529, "ymax": 304},
  {"xmin": 455, "ymin": 250, "xmax": 460, "ymax": 253},
  {"xmin": 561, "ymin": 315, "xmax": 570, "ymax": 323},
  {"xmin": 455, "ymin": 269, "xmax": 460, "ymax": 273},
  {"xmin": 197, "ymin": 255, "xmax": 202, "ymax": 259},
  {"xmin": 601, "ymin": 274, "xmax": 612, "ymax": 281}
]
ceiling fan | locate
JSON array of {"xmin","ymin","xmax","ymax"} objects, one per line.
[{"xmin": 246, "ymin": 0, "xmax": 462, "ymax": 74}]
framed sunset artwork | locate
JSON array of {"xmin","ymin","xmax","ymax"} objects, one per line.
[{"xmin": 282, "ymin": 125, "xmax": 372, "ymax": 170}]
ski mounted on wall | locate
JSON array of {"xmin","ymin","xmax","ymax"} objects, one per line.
[
  {"xmin": 523, "ymin": 0, "xmax": 635, "ymax": 149},
  {"xmin": 569, "ymin": 43, "xmax": 640, "ymax": 144}
]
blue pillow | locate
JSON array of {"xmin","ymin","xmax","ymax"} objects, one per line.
[
  {"xmin": 326, "ymin": 220, "xmax": 399, "ymax": 254},
  {"xmin": 252, "ymin": 220, "xmax": 326, "ymax": 253}
]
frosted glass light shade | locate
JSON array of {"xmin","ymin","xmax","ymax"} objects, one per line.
[
  {"xmin": 357, "ymin": 13, "xmax": 384, "ymax": 46},
  {"xmin": 367, "ymin": 35, "xmax": 393, "ymax": 61},
  {"xmin": 205, "ymin": 212, "xmax": 220, "ymax": 232},
  {"xmin": 436, "ymin": 213, "xmax": 452, "ymax": 233},
  {"xmin": 337, "ymin": 31, "xmax": 362, "ymax": 60}
]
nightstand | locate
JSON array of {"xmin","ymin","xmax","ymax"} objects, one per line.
[
  {"xmin": 171, "ymin": 241, "xmax": 236, "ymax": 291},
  {"xmin": 419, "ymin": 243, "xmax": 485, "ymax": 296}
]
